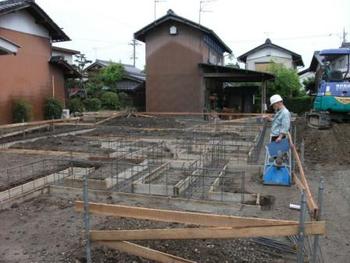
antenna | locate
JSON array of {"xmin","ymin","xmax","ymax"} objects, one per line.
[
  {"xmin": 129, "ymin": 39, "xmax": 140, "ymax": 67},
  {"xmin": 342, "ymin": 28, "xmax": 348, "ymax": 44},
  {"xmin": 154, "ymin": 0, "xmax": 167, "ymax": 20},
  {"xmin": 199, "ymin": 0, "xmax": 216, "ymax": 24}
]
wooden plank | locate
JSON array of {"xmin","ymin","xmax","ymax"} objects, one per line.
[
  {"xmin": 0, "ymin": 125, "xmax": 49, "ymax": 139},
  {"xmin": 288, "ymin": 133, "xmax": 318, "ymax": 216},
  {"xmin": 75, "ymin": 201, "xmax": 299, "ymax": 227},
  {"xmin": 0, "ymin": 148, "xmax": 90, "ymax": 158},
  {"xmin": 90, "ymin": 222, "xmax": 326, "ymax": 241},
  {"xmin": 138, "ymin": 112, "xmax": 264, "ymax": 117},
  {"xmin": 98, "ymin": 241, "xmax": 196, "ymax": 263},
  {"xmin": 0, "ymin": 117, "xmax": 80, "ymax": 129},
  {"xmin": 95, "ymin": 112, "xmax": 127, "ymax": 125}
]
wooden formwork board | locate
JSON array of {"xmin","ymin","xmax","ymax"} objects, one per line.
[
  {"xmin": 207, "ymin": 165, "xmax": 258, "ymax": 203},
  {"xmin": 0, "ymin": 167, "xmax": 92, "ymax": 203},
  {"xmin": 105, "ymin": 160, "xmax": 149, "ymax": 189},
  {"xmin": 132, "ymin": 160, "xmax": 202, "ymax": 197},
  {"xmin": 63, "ymin": 160, "xmax": 149, "ymax": 190}
]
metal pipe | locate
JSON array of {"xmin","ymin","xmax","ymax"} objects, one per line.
[
  {"xmin": 311, "ymin": 177, "xmax": 324, "ymax": 263},
  {"xmin": 83, "ymin": 169, "xmax": 92, "ymax": 263},
  {"xmin": 297, "ymin": 190, "xmax": 306, "ymax": 263}
]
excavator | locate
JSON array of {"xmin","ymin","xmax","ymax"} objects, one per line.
[{"xmin": 306, "ymin": 48, "xmax": 350, "ymax": 129}]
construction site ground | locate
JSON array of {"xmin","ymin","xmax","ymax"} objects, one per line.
[{"xmin": 0, "ymin": 114, "xmax": 348, "ymax": 262}]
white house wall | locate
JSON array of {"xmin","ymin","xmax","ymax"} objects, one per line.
[
  {"xmin": 245, "ymin": 47, "xmax": 293, "ymax": 70},
  {"xmin": 0, "ymin": 10, "xmax": 49, "ymax": 38},
  {"xmin": 52, "ymin": 50, "xmax": 73, "ymax": 64}
]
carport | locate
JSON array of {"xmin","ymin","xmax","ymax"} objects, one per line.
[{"xmin": 199, "ymin": 63, "xmax": 274, "ymax": 113}]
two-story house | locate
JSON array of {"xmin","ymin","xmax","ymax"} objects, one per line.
[
  {"xmin": 0, "ymin": 0, "xmax": 79, "ymax": 124},
  {"xmin": 134, "ymin": 9, "xmax": 232, "ymax": 112},
  {"xmin": 238, "ymin": 38, "xmax": 304, "ymax": 72}
]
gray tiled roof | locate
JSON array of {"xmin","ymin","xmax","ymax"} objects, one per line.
[
  {"xmin": 0, "ymin": 0, "xmax": 69, "ymax": 42},
  {"xmin": 86, "ymin": 59, "xmax": 145, "ymax": 81}
]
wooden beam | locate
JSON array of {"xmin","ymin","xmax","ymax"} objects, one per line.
[
  {"xmin": 98, "ymin": 241, "xmax": 196, "ymax": 263},
  {"xmin": 90, "ymin": 223, "xmax": 326, "ymax": 241},
  {"xmin": 137, "ymin": 112, "xmax": 264, "ymax": 117},
  {"xmin": 0, "ymin": 117, "xmax": 80, "ymax": 129},
  {"xmin": 0, "ymin": 148, "xmax": 90, "ymax": 158},
  {"xmin": 288, "ymin": 133, "xmax": 318, "ymax": 216},
  {"xmin": 75, "ymin": 201, "xmax": 299, "ymax": 227},
  {"xmin": 95, "ymin": 112, "xmax": 127, "ymax": 125},
  {"xmin": 0, "ymin": 125, "xmax": 49, "ymax": 139}
]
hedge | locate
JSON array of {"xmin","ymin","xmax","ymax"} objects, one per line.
[
  {"xmin": 84, "ymin": 98, "xmax": 101, "ymax": 111},
  {"xmin": 68, "ymin": 98, "xmax": 84, "ymax": 113},
  {"xmin": 284, "ymin": 96, "xmax": 313, "ymax": 114},
  {"xmin": 100, "ymin": 91, "xmax": 120, "ymax": 110},
  {"xmin": 43, "ymin": 97, "xmax": 63, "ymax": 119},
  {"xmin": 12, "ymin": 99, "xmax": 32, "ymax": 123}
]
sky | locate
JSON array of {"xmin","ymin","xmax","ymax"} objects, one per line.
[{"xmin": 37, "ymin": 0, "xmax": 350, "ymax": 70}]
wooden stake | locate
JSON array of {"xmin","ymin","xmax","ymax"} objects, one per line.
[{"xmin": 288, "ymin": 133, "xmax": 318, "ymax": 216}]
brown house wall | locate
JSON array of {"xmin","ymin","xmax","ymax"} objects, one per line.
[
  {"xmin": 145, "ymin": 22, "xmax": 208, "ymax": 112},
  {"xmin": 0, "ymin": 28, "xmax": 65, "ymax": 124}
]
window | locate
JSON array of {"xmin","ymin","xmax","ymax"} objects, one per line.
[
  {"xmin": 169, "ymin": 26, "xmax": 177, "ymax": 35},
  {"xmin": 255, "ymin": 62, "xmax": 272, "ymax": 72}
]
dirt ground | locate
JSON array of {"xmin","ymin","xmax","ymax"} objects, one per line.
[
  {"xmin": 11, "ymin": 135, "xmax": 113, "ymax": 155},
  {"xmin": 297, "ymin": 120, "xmax": 350, "ymax": 262},
  {"xmin": 0, "ymin": 116, "xmax": 349, "ymax": 262},
  {"xmin": 0, "ymin": 195, "xmax": 286, "ymax": 263}
]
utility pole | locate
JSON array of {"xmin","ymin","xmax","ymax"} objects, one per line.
[
  {"xmin": 74, "ymin": 54, "xmax": 92, "ymax": 97},
  {"xmin": 129, "ymin": 39, "xmax": 140, "ymax": 67},
  {"xmin": 342, "ymin": 28, "xmax": 348, "ymax": 44},
  {"xmin": 199, "ymin": 0, "xmax": 215, "ymax": 25},
  {"xmin": 154, "ymin": 0, "xmax": 167, "ymax": 20}
]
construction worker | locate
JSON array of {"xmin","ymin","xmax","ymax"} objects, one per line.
[{"xmin": 263, "ymin": 94, "xmax": 291, "ymax": 143}]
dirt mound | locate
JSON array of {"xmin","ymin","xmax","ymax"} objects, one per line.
[{"xmin": 296, "ymin": 119, "xmax": 350, "ymax": 167}]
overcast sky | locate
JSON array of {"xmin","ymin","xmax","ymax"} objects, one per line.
[{"xmin": 37, "ymin": 0, "xmax": 350, "ymax": 70}]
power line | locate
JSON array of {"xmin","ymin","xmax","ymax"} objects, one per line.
[{"xmin": 228, "ymin": 33, "xmax": 339, "ymax": 44}]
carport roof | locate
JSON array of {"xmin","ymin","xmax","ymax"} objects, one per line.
[{"xmin": 199, "ymin": 63, "xmax": 275, "ymax": 82}]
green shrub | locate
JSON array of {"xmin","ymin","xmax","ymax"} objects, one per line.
[
  {"xmin": 68, "ymin": 98, "xmax": 84, "ymax": 113},
  {"xmin": 100, "ymin": 92, "xmax": 120, "ymax": 110},
  {"xmin": 84, "ymin": 98, "xmax": 101, "ymax": 111},
  {"xmin": 12, "ymin": 99, "xmax": 32, "ymax": 123},
  {"xmin": 118, "ymin": 92, "xmax": 133, "ymax": 109},
  {"xmin": 43, "ymin": 97, "xmax": 63, "ymax": 119},
  {"xmin": 284, "ymin": 96, "xmax": 313, "ymax": 114}
]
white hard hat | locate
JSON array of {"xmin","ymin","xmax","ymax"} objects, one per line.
[{"xmin": 270, "ymin": 94, "xmax": 283, "ymax": 106}]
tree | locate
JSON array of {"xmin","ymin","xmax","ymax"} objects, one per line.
[
  {"xmin": 225, "ymin": 54, "xmax": 240, "ymax": 68},
  {"xmin": 85, "ymin": 63, "xmax": 124, "ymax": 98},
  {"xmin": 267, "ymin": 62, "xmax": 302, "ymax": 98},
  {"xmin": 98, "ymin": 63, "xmax": 124, "ymax": 88},
  {"xmin": 302, "ymin": 76, "xmax": 316, "ymax": 94}
]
